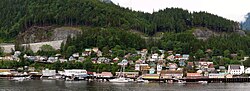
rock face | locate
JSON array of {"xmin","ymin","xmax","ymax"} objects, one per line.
[
  {"xmin": 193, "ymin": 28, "xmax": 217, "ymax": 40},
  {"xmin": 193, "ymin": 28, "xmax": 246, "ymax": 40},
  {"xmin": 17, "ymin": 26, "xmax": 82, "ymax": 44}
]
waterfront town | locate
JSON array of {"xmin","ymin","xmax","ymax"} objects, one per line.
[{"xmin": 0, "ymin": 44, "xmax": 250, "ymax": 83}]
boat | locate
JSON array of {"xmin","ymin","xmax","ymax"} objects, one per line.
[
  {"xmin": 177, "ymin": 80, "xmax": 186, "ymax": 84},
  {"xmin": 109, "ymin": 77, "xmax": 129, "ymax": 83},
  {"xmin": 198, "ymin": 81, "xmax": 208, "ymax": 84},
  {"xmin": 12, "ymin": 75, "xmax": 31, "ymax": 81},
  {"xmin": 136, "ymin": 76, "xmax": 149, "ymax": 83},
  {"xmin": 110, "ymin": 61, "xmax": 130, "ymax": 83},
  {"xmin": 12, "ymin": 77, "xmax": 26, "ymax": 81}
]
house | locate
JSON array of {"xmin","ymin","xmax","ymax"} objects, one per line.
[
  {"xmin": 228, "ymin": 65, "xmax": 244, "ymax": 75},
  {"xmin": 245, "ymin": 67, "xmax": 250, "ymax": 74},
  {"xmin": 82, "ymin": 48, "xmax": 92, "ymax": 57},
  {"xmin": 195, "ymin": 61, "xmax": 215, "ymax": 72},
  {"xmin": 113, "ymin": 57, "xmax": 119, "ymax": 63},
  {"xmin": 174, "ymin": 54, "xmax": 181, "ymax": 60},
  {"xmin": 95, "ymin": 72, "xmax": 113, "ymax": 78},
  {"xmin": 97, "ymin": 57, "xmax": 110, "ymax": 64},
  {"xmin": 118, "ymin": 59, "xmax": 128, "ymax": 66},
  {"xmin": 187, "ymin": 62, "xmax": 194, "ymax": 70},
  {"xmin": 47, "ymin": 57, "xmax": 57, "ymax": 63},
  {"xmin": 69, "ymin": 56, "xmax": 76, "ymax": 61},
  {"xmin": 78, "ymin": 57, "xmax": 85, "ymax": 62},
  {"xmin": 42, "ymin": 69, "xmax": 56, "ymax": 77},
  {"xmin": 72, "ymin": 53, "xmax": 80, "ymax": 58},
  {"xmin": 160, "ymin": 70, "xmax": 183, "ymax": 79},
  {"xmin": 186, "ymin": 73, "xmax": 203, "ymax": 79},
  {"xmin": 92, "ymin": 47, "xmax": 99, "ymax": 53},
  {"xmin": 168, "ymin": 63, "xmax": 178, "ymax": 70},
  {"xmin": 149, "ymin": 53, "xmax": 159, "ymax": 62}
]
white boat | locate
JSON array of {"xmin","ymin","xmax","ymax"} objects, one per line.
[
  {"xmin": 198, "ymin": 81, "xmax": 208, "ymax": 84},
  {"xmin": 12, "ymin": 75, "xmax": 31, "ymax": 81},
  {"xmin": 136, "ymin": 77, "xmax": 149, "ymax": 83},
  {"xmin": 177, "ymin": 80, "xmax": 186, "ymax": 84},
  {"xmin": 12, "ymin": 77, "xmax": 26, "ymax": 81},
  {"xmin": 109, "ymin": 77, "xmax": 129, "ymax": 83},
  {"xmin": 136, "ymin": 79, "xmax": 149, "ymax": 83},
  {"xmin": 110, "ymin": 61, "xmax": 130, "ymax": 83}
]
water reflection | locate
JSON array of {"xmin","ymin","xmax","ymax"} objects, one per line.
[{"xmin": 0, "ymin": 80, "xmax": 250, "ymax": 91}]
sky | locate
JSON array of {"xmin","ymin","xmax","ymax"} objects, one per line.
[{"xmin": 111, "ymin": 0, "xmax": 250, "ymax": 22}]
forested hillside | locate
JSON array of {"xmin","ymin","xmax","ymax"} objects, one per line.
[{"xmin": 0, "ymin": 0, "xmax": 239, "ymax": 42}]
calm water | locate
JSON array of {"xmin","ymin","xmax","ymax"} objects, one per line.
[{"xmin": 0, "ymin": 80, "xmax": 250, "ymax": 91}]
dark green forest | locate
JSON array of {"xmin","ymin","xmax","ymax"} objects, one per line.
[
  {"xmin": 0, "ymin": 0, "xmax": 239, "ymax": 42},
  {"xmin": 0, "ymin": 0, "xmax": 249, "ymax": 60}
]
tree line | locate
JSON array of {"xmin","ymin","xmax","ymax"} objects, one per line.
[{"xmin": 0, "ymin": 0, "xmax": 239, "ymax": 42}]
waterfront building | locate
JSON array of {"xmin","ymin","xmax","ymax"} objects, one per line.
[
  {"xmin": 115, "ymin": 72, "xmax": 139, "ymax": 78},
  {"xmin": 142, "ymin": 74, "xmax": 160, "ymax": 79},
  {"xmin": 160, "ymin": 70, "xmax": 183, "ymax": 79},
  {"xmin": 63, "ymin": 69, "xmax": 88, "ymax": 78},
  {"xmin": 95, "ymin": 72, "xmax": 113, "ymax": 78},
  {"xmin": 186, "ymin": 73, "xmax": 204, "ymax": 79},
  {"xmin": 42, "ymin": 69, "xmax": 56, "ymax": 77},
  {"xmin": 228, "ymin": 65, "xmax": 244, "ymax": 75}
]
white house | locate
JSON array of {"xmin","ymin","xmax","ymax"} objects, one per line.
[{"xmin": 228, "ymin": 65, "xmax": 244, "ymax": 75}]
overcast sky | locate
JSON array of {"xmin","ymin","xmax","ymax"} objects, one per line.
[{"xmin": 111, "ymin": 0, "xmax": 250, "ymax": 22}]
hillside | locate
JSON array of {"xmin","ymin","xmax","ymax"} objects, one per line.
[{"xmin": 0, "ymin": 0, "xmax": 239, "ymax": 42}]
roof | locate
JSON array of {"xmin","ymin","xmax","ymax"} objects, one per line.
[
  {"xmin": 229, "ymin": 65, "xmax": 241, "ymax": 69},
  {"xmin": 187, "ymin": 73, "xmax": 201, "ymax": 77},
  {"xmin": 161, "ymin": 70, "xmax": 183, "ymax": 74}
]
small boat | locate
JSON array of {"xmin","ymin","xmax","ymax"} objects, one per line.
[
  {"xmin": 136, "ymin": 77, "xmax": 149, "ymax": 83},
  {"xmin": 12, "ymin": 75, "xmax": 31, "ymax": 81},
  {"xmin": 198, "ymin": 81, "xmax": 208, "ymax": 84},
  {"xmin": 109, "ymin": 77, "xmax": 129, "ymax": 83},
  {"xmin": 12, "ymin": 77, "xmax": 26, "ymax": 81},
  {"xmin": 177, "ymin": 80, "xmax": 186, "ymax": 84}
]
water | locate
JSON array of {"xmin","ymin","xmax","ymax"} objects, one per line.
[{"xmin": 0, "ymin": 80, "xmax": 249, "ymax": 91}]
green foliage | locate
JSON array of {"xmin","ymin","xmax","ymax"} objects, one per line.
[
  {"xmin": 0, "ymin": 0, "xmax": 238, "ymax": 41},
  {"xmin": 243, "ymin": 58, "xmax": 250, "ymax": 67},
  {"xmin": 37, "ymin": 45, "xmax": 57, "ymax": 56},
  {"xmin": 61, "ymin": 28, "xmax": 146, "ymax": 56}
]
